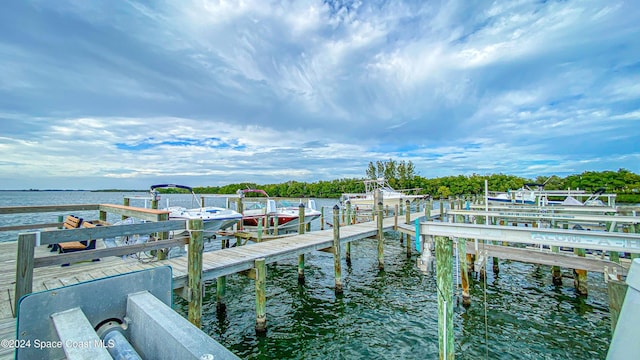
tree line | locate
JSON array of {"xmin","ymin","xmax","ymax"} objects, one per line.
[{"xmin": 157, "ymin": 160, "xmax": 640, "ymax": 203}]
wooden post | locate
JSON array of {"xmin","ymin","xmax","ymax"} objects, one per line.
[
  {"xmin": 377, "ymin": 201, "xmax": 384, "ymax": 270},
  {"xmin": 346, "ymin": 201, "xmax": 352, "ymax": 226},
  {"xmin": 122, "ymin": 198, "xmax": 130, "ymax": 220},
  {"xmin": 216, "ymin": 276, "xmax": 226, "ymax": 313},
  {"xmin": 255, "ymin": 258, "xmax": 267, "ymax": 333},
  {"xmin": 607, "ymin": 221, "xmax": 620, "ymax": 265},
  {"xmin": 345, "ymin": 207, "xmax": 352, "ymax": 264},
  {"xmin": 551, "ymin": 223, "xmax": 562, "ymax": 285},
  {"xmin": 264, "ymin": 207, "xmax": 270, "ymax": 235},
  {"xmin": 425, "ymin": 200, "xmax": 431, "ymax": 220},
  {"xmin": 374, "ymin": 189, "xmax": 381, "ymax": 221},
  {"xmin": 273, "ymin": 213, "xmax": 279, "ymax": 236},
  {"xmin": 405, "ymin": 200, "xmax": 411, "ymax": 257},
  {"xmin": 298, "ymin": 203, "xmax": 305, "ymax": 283},
  {"xmin": 187, "ymin": 219, "xmax": 204, "ymax": 328},
  {"xmin": 630, "ymin": 224, "xmax": 639, "ymax": 260},
  {"xmin": 439, "ymin": 198, "xmax": 444, "ymax": 221},
  {"xmin": 436, "ymin": 236, "xmax": 454, "ymax": 360},
  {"xmin": 237, "ymin": 197, "xmax": 244, "ymax": 231},
  {"xmin": 573, "ymin": 249, "xmax": 588, "ymax": 296},
  {"xmin": 456, "ymin": 215, "xmax": 470, "ymax": 306},
  {"xmin": 491, "ymin": 217, "xmax": 499, "ymax": 275},
  {"xmin": 394, "ymin": 204, "xmax": 399, "ymax": 232},
  {"xmin": 332, "ymin": 205, "xmax": 343, "ymax": 294},
  {"xmin": 157, "ymin": 212, "xmax": 169, "ymax": 260},
  {"xmin": 320, "ymin": 206, "xmax": 325, "ymax": 230},
  {"xmin": 15, "ymin": 233, "xmax": 36, "ymax": 316},
  {"xmin": 257, "ymin": 218, "xmax": 263, "ymax": 243}
]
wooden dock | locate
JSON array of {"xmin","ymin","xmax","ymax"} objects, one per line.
[
  {"xmin": 1, "ymin": 199, "xmax": 638, "ymax": 359},
  {"xmin": 0, "ymin": 210, "xmax": 425, "ymax": 359}
]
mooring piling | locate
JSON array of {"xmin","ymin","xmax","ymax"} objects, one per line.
[
  {"xmin": 187, "ymin": 219, "xmax": 204, "ymax": 328},
  {"xmin": 332, "ymin": 205, "xmax": 343, "ymax": 294},
  {"xmin": 377, "ymin": 201, "xmax": 384, "ymax": 270},
  {"xmin": 298, "ymin": 203, "xmax": 305, "ymax": 284},
  {"xmin": 436, "ymin": 235, "xmax": 454, "ymax": 360},
  {"xmin": 255, "ymin": 258, "xmax": 267, "ymax": 333},
  {"xmin": 405, "ymin": 200, "xmax": 412, "ymax": 257}
]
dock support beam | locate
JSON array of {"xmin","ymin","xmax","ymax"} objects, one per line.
[
  {"xmin": 377, "ymin": 201, "xmax": 384, "ymax": 270},
  {"xmin": 436, "ymin": 236, "xmax": 454, "ymax": 360},
  {"xmin": 255, "ymin": 258, "xmax": 267, "ymax": 333},
  {"xmin": 298, "ymin": 204, "xmax": 305, "ymax": 284},
  {"xmin": 187, "ymin": 219, "xmax": 204, "ymax": 328},
  {"xmin": 332, "ymin": 205, "xmax": 343, "ymax": 293}
]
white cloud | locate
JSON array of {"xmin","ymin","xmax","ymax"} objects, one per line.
[{"xmin": 0, "ymin": 0, "xmax": 638, "ymax": 189}]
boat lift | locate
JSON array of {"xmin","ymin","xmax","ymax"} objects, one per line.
[{"xmin": 16, "ymin": 267, "xmax": 239, "ymax": 360}]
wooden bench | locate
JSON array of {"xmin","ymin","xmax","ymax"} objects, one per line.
[{"xmin": 57, "ymin": 215, "xmax": 98, "ymax": 253}]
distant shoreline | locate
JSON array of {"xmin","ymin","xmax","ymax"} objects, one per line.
[{"xmin": 0, "ymin": 189, "xmax": 147, "ymax": 192}]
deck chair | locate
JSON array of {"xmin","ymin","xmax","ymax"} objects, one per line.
[
  {"xmin": 58, "ymin": 220, "xmax": 98, "ymax": 253},
  {"xmin": 50, "ymin": 215, "xmax": 83, "ymax": 252},
  {"xmin": 58, "ymin": 216, "xmax": 100, "ymax": 266}
]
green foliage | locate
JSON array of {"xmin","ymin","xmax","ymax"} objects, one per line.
[{"xmin": 180, "ymin": 166, "xmax": 640, "ymax": 203}]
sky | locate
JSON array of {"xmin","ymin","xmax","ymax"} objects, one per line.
[{"xmin": 1, "ymin": 0, "xmax": 639, "ymax": 190}]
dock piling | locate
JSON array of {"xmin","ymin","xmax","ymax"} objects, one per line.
[
  {"xmin": 436, "ymin": 235, "xmax": 454, "ymax": 360},
  {"xmin": 255, "ymin": 258, "xmax": 267, "ymax": 333},
  {"xmin": 405, "ymin": 200, "xmax": 412, "ymax": 257},
  {"xmin": 332, "ymin": 205, "xmax": 343, "ymax": 294},
  {"xmin": 377, "ymin": 201, "xmax": 384, "ymax": 270},
  {"xmin": 298, "ymin": 204, "xmax": 305, "ymax": 284},
  {"xmin": 216, "ymin": 276, "xmax": 226, "ymax": 313},
  {"xmin": 187, "ymin": 219, "xmax": 204, "ymax": 328},
  {"xmin": 456, "ymin": 214, "xmax": 471, "ymax": 306}
]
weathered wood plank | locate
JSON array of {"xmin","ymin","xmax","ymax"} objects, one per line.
[
  {"xmin": 0, "ymin": 204, "xmax": 100, "ymax": 215},
  {"xmin": 34, "ymin": 237, "xmax": 188, "ymax": 267},
  {"xmin": 38, "ymin": 220, "xmax": 186, "ymax": 245}
]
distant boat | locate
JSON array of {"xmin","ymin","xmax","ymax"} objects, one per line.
[
  {"xmin": 486, "ymin": 184, "xmax": 539, "ymax": 205},
  {"xmin": 236, "ymin": 189, "xmax": 322, "ymax": 231},
  {"xmin": 339, "ymin": 178, "xmax": 427, "ymax": 209},
  {"xmin": 486, "ymin": 183, "xmax": 615, "ymax": 207},
  {"xmin": 150, "ymin": 184, "xmax": 243, "ymax": 232}
]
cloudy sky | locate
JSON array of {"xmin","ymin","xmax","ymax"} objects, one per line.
[{"xmin": 1, "ymin": 0, "xmax": 639, "ymax": 190}]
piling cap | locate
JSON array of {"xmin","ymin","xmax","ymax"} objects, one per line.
[{"xmin": 333, "ymin": 204, "xmax": 340, "ymax": 210}]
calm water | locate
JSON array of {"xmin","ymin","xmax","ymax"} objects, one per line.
[{"xmin": 0, "ymin": 191, "xmax": 612, "ymax": 359}]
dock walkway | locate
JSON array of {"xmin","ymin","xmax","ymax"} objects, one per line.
[{"xmin": 0, "ymin": 212, "xmax": 425, "ymax": 359}]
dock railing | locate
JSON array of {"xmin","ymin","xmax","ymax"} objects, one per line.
[{"xmin": 10, "ymin": 204, "xmax": 207, "ymax": 322}]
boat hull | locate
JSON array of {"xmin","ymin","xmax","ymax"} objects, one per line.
[{"xmin": 168, "ymin": 207, "xmax": 243, "ymax": 232}]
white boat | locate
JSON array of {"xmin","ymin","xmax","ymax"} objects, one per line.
[
  {"xmin": 340, "ymin": 178, "xmax": 427, "ymax": 209},
  {"xmin": 486, "ymin": 184, "xmax": 538, "ymax": 205},
  {"xmin": 150, "ymin": 184, "xmax": 243, "ymax": 232},
  {"xmin": 236, "ymin": 189, "xmax": 321, "ymax": 232},
  {"xmin": 486, "ymin": 183, "xmax": 616, "ymax": 207}
]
